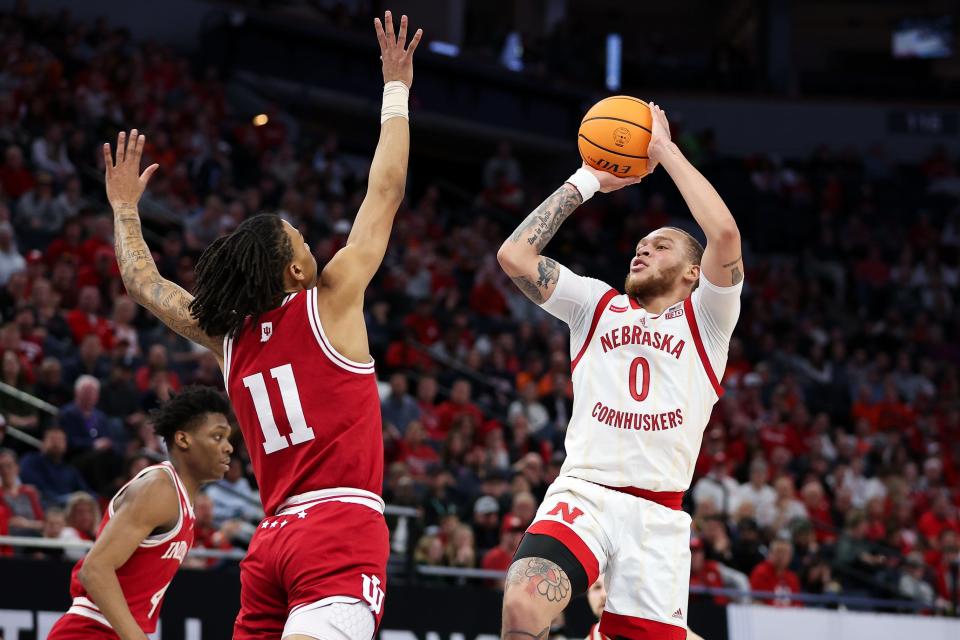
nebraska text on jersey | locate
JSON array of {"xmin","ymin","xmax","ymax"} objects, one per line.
[{"xmin": 541, "ymin": 265, "xmax": 742, "ymax": 492}]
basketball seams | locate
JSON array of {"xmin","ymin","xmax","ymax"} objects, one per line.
[
  {"xmin": 578, "ymin": 134, "xmax": 649, "ymax": 159},
  {"xmin": 580, "ymin": 116, "xmax": 652, "ymax": 135}
]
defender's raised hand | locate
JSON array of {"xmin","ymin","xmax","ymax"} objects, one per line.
[
  {"xmin": 103, "ymin": 129, "xmax": 159, "ymax": 210},
  {"xmin": 374, "ymin": 11, "xmax": 422, "ymax": 89}
]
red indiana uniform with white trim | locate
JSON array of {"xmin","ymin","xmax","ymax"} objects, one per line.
[
  {"xmin": 223, "ymin": 288, "xmax": 389, "ymax": 638},
  {"xmin": 48, "ymin": 462, "xmax": 195, "ymax": 639},
  {"xmin": 525, "ymin": 265, "xmax": 742, "ymax": 639}
]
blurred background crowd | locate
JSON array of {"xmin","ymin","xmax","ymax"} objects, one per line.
[{"xmin": 0, "ymin": 2, "xmax": 959, "ymax": 613}]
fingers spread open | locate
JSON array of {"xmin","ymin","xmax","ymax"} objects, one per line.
[
  {"xmin": 406, "ymin": 28, "xmax": 423, "ymax": 55},
  {"xmin": 102, "ymin": 143, "xmax": 114, "ymax": 175},
  {"xmin": 397, "ymin": 14, "xmax": 408, "ymax": 48},
  {"xmin": 383, "ymin": 10, "xmax": 394, "ymax": 43},
  {"xmin": 116, "ymin": 131, "xmax": 126, "ymax": 164}
]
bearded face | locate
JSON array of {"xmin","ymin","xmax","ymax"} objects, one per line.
[
  {"xmin": 625, "ymin": 261, "xmax": 685, "ymax": 300},
  {"xmin": 624, "ymin": 229, "xmax": 697, "ymax": 301}
]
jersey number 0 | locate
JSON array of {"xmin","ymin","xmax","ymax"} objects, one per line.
[
  {"xmin": 242, "ymin": 364, "xmax": 315, "ymax": 454},
  {"xmin": 629, "ymin": 356, "xmax": 650, "ymax": 402}
]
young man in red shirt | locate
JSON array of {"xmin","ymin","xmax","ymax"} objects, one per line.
[{"xmin": 749, "ymin": 537, "xmax": 802, "ymax": 606}]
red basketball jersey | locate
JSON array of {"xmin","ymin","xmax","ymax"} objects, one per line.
[
  {"xmin": 59, "ymin": 462, "xmax": 195, "ymax": 635},
  {"xmin": 223, "ymin": 287, "xmax": 384, "ymax": 515}
]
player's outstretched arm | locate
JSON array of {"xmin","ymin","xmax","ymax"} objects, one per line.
[
  {"xmin": 77, "ymin": 474, "xmax": 180, "ymax": 640},
  {"xmin": 497, "ymin": 165, "xmax": 640, "ymax": 304},
  {"xmin": 646, "ymin": 103, "xmax": 743, "ymax": 286},
  {"xmin": 322, "ymin": 11, "xmax": 422, "ymax": 300},
  {"xmin": 105, "ymin": 131, "xmax": 223, "ymax": 357}
]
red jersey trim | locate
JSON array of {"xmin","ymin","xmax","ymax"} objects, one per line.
[
  {"xmin": 108, "ymin": 463, "xmax": 189, "ymax": 547},
  {"xmin": 629, "ymin": 296, "xmax": 641, "ymax": 310},
  {"xmin": 599, "ymin": 611, "xmax": 686, "ymax": 639},
  {"xmin": 306, "ymin": 288, "xmax": 377, "ymax": 375},
  {"xmin": 527, "ymin": 519, "xmax": 600, "ymax": 586},
  {"xmin": 571, "ymin": 289, "xmax": 619, "ymax": 373},
  {"xmin": 682, "ymin": 297, "xmax": 724, "ymax": 398},
  {"xmin": 594, "ymin": 482, "xmax": 685, "ymax": 510},
  {"xmin": 66, "ymin": 598, "xmax": 112, "ymax": 629},
  {"xmin": 222, "ymin": 334, "xmax": 233, "ymax": 391}
]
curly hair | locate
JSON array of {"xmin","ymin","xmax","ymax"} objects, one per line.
[{"xmin": 150, "ymin": 385, "xmax": 232, "ymax": 448}]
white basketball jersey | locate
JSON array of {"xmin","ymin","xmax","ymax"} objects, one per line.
[{"xmin": 541, "ymin": 265, "xmax": 742, "ymax": 492}]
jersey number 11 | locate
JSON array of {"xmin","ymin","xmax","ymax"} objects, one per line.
[{"xmin": 242, "ymin": 364, "xmax": 315, "ymax": 454}]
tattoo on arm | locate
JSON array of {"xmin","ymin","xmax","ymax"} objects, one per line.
[
  {"xmin": 508, "ymin": 185, "xmax": 582, "ymax": 252},
  {"xmin": 113, "ymin": 207, "xmax": 220, "ymax": 351},
  {"xmin": 721, "ymin": 255, "xmax": 742, "ymax": 268},
  {"xmin": 505, "ymin": 558, "xmax": 571, "ymax": 603},
  {"xmin": 510, "ymin": 257, "xmax": 560, "ymax": 305}
]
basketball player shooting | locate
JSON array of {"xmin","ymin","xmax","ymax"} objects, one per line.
[
  {"xmin": 48, "ymin": 388, "xmax": 233, "ymax": 640},
  {"xmin": 497, "ymin": 103, "xmax": 742, "ymax": 639},
  {"xmin": 103, "ymin": 10, "xmax": 421, "ymax": 640}
]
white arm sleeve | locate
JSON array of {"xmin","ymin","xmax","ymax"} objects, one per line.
[
  {"xmin": 690, "ymin": 272, "xmax": 743, "ymax": 373},
  {"xmin": 540, "ymin": 264, "xmax": 615, "ymax": 356}
]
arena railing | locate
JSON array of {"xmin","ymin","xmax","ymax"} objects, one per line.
[
  {"xmin": 0, "ymin": 381, "xmax": 59, "ymax": 449},
  {"xmin": 413, "ymin": 565, "xmax": 957, "ymax": 614},
  {"xmin": 1, "ymin": 536, "xmax": 956, "ymax": 614}
]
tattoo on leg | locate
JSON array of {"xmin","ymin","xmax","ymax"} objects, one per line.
[
  {"xmin": 731, "ymin": 266, "xmax": 743, "ymax": 285},
  {"xmin": 504, "ymin": 628, "xmax": 550, "ymax": 639},
  {"xmin": 507, "ymin": 558, "xmax": 571, "ymax": 603}
]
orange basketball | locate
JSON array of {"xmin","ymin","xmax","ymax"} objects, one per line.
[{"xmin": 577, "ymin": 96, "xmax": 652, "ymax": 178}]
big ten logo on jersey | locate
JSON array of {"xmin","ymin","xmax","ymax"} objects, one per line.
[
  {"xmin": 160, "ymin": 540, "xmax": 188, "ymax": 562},
  {"xmin": 260, "ymin": 321, "xmax": 273, "ymax": 342},
  {"xmin": 547, "ymin": 502, "xmax": 584, "ymax": 525},
  {"xmin": 362, "ymin": 573, "xmax": 385, "ymax": 614}
]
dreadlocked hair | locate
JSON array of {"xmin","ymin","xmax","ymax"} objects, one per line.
[
  {"xmin": 190, "ymin": 214, "xmax": 293, "ymax": 339},
  {"xmin": 150, "ymin": 385, "xmax": 232, "ymax": 448}
]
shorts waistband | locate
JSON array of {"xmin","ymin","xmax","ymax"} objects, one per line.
[
  {"xmin": 275, "ymin": 487, "xmax": 385, "ymax": 516},
  {"xmin": 593, "ymin": 482, "xmax": 685, "ymax": 510}
]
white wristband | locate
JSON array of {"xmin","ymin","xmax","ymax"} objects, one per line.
[
  {"xmin": 381, "ymin": 81, "xmax": 409, "ymax": 124},
  {"xmin": 565, "ymin": 167, "xmax": 601, "ymax": 202}
]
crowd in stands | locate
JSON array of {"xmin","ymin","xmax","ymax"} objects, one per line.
[{"xmin": 0, "ymin": 5, "xmax": 959, "ymax": 613}]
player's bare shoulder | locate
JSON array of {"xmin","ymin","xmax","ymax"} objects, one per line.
[{"xmin": 114, "ymin": 468, "xmax": 181, "ymax": 527}]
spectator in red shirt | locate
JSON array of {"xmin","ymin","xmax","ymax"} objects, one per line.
[
  {"xmin": 750, "ymin": 538, "xmax": 802, "ymax": 606},
  {"xmin": 918, "ymin": 491, "xmax": 960, "ymax": 544},
  {"xmin": 690, "ymin": 537, "xmax": 728, "ymax": 604},
  {"xmin": 189, "ymin": 493, "xmax": 238, "ymax": 568},
  {"xmin": 799, "ymin": 481, "xmax": 836, "ymax": 543},
  {"xmin": 65, "ymin": 285, "xmax": 112, "ymax": 348},
  {"xmin": 45, "ymin": 218, "xmax": 84, "ymax": 267},
  {"xmin": 481, "ymin": 513, "xmax": 524, "ymax": 573},
  {"xmin": 0, "ymin": 499, "xmax": 11, "ymax": 556},
  {"xmin": 434, "ymin": 379, "xmax": 484, "ymax": 438},
  {"xmin": 1, "ymin": 145, "xmax": 36, "ymax": 199},
  {"xmin": 134, "ymin": 344, "xmax": 182, "ymax": 394},
  {"xmin": 79, "ymin": 215, "xmax": 113, "ymax": 267},
  {"xmin": 398, "ymin": 420, "xmax": 440, "ymax": 480},
  {"xmin": 415, "ymin": 375, "xmax": 442, "ymax": 438},
  {"xmin": 403, "ymin": 299, "xmax": 441, "ymax": 346}
]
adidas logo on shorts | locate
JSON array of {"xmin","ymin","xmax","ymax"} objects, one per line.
[{"xmin": 671, "ymin": 608, "xmax": 684, "ymax": 620}]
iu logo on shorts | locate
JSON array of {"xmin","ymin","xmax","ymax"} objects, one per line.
[
  {"xmin": 547, "ymin": 502, "xmax": 584, "ymax": 525},
  {"xmin": 362, "ymin": 573, "xmax": 385, "ymax": 614}
]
